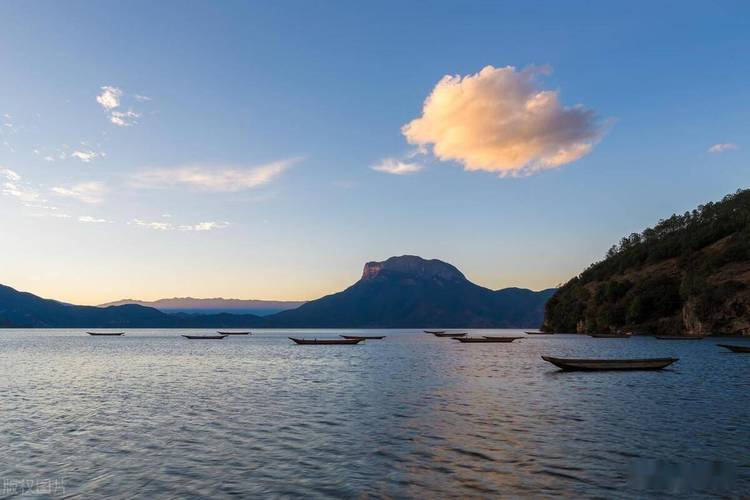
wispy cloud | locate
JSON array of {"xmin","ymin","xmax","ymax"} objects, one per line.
[
  {"xmin": 708, "ymin": 143, "xmax": 738, "ymax": 154},
  {"xmin": 96, "ymin": 86, "xmax": 122, "ymax": 110},
  {"xmin": 402, "ymin": 65, "xmax": 605, "ymax": 176},
  {"xmin": 96, "ymin": 86, "xmax": 147, "ymax": 126},
  {"xmin": 1, "ymin": 167, "xmax": 40, "ymax": 202},
  {"xmin": 71, "ymin": 150, "xmax": 102, "ymax": 163},
  {"xmin": 130, "ymin": 219, "xmax": 230, "ymax": 231},
  {"xmin": 131, "ymin": 158, "xmax": 299, "ymax": 192},
  {"xmin": 371, "ymin": 158, "xmax": 424, "ymax": 175},
  {"xmin": 78, "ymin": 215, "xmax": 111, "ymax": 224},
  {"xmin": 52, "ymin": 182, "xmax": 107, "ymax": 204},
  {"xmin": 110, "ymin": 110, "xmax": 140, "ymax": 127}
]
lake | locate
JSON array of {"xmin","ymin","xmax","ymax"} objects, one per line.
[{"xmin": 1, "ymin": 329, "xmax": 748, "ymax": 498}]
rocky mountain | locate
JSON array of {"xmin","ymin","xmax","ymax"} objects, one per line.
[
  {"xmin": 543, "ymin": 189, "xmax": 750, "ymax": 336},
  {"xmin": 0, "ymin": 284, "xmax": 264, "ymax": 328},
  {"xmin": 99, "ymin": 297, "xmax": 305, "ymax": 316},
  {"xmin": 266, "ymin": 255, "xmax": 555, "ymax": 328}
]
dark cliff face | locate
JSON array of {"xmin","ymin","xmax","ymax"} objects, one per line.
[
  {"xmin": 543, "ymin": 189, "xmax": 750, "ymax": 336},
  {"xmin": 267, "ymin": 255, "xmax": 554, "ymax": 328},
  {"xmin": 361, "ymin": 255, "xmax": 466, "ymax": 282}
]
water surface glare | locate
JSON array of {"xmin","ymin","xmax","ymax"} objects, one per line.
[{"xmin": 1, "ymin": 329, "xmax": 749, "ymax": 498}]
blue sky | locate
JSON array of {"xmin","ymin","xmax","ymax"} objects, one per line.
[{"xmin": 0, "ymin": 1, "xmax": 748, "ymax": 304}]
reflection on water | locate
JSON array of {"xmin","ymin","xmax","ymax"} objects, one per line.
[{"xmin": 0, "ymin": 329, "xmax": 748, "ymax": 498}]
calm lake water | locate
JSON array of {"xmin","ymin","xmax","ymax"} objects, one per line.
[{"xmin": 1, "ymin": 329, "xmax": 748, "ymax": 498}]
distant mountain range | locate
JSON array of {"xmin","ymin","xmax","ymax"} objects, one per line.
[
  {"xmin": 1, "ymin": 255, "xmax": 555, "ymax": 328},
  {"xmin": 98, "ymin": 297, "xmax": 306, "ymax": 316}
]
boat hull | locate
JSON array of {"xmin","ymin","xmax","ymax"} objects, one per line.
[
  {"xmin": 433, "ymin": 332, "xmax": 467, "ymax": 338},
  {"xmin": 339, "ymin": 335, "xmax": 386, "ymax": 340},
  {"xmin": 182, "ymin": 335, "xmax": 227, "ymax": 340},
  {"xmin": 289, "ymin": 337, "xmax": 363, "ymax": 345},
  {"xmin": 542, "ymin": 356, "xmax": 678, "ymax": 371},
  {"xmin": 455, "ymin": 336, "xmax": 522, "ymax": 343},
  {"xmin": 718, "ymin": 344, "xmax": 750, "ymax": 353},
  {"xmin": 217, "ymin": 331, "xmax": 251, "ymax": 335},
  {"xmin": 87, "ymin": 332, "xmax": 125, "ymax": 336},
  {"xmin": 424, "ymin": 330, "xmax": 445, "ymax": 334}
]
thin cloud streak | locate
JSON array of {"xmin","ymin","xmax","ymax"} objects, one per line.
[
  {"xmin": 52, "ymin": 182, "xmax": 107, "ymax": 204},
  {"xmin": 131, "ymin": 158, "xmax": 300, "ymax": 192},
  {"xmin": 708, "ymin": 143, "xmax": 738, "ymax": 154},
  {"xmin": 371, "ymin": 158, "xmax": 423, "ymax": 175}
]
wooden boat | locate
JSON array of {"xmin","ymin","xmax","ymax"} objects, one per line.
[
  {"xmin": 432, "ymin": 332, "xmax": 468, "ymax": 338},
  {"xmin": 542, "ymin": 355, "xmax": 678, "ymax": 371},
  {"xmin": 424, "ymin": 330, "xmax": 446, "ymax": 334},
  {"xmin": 718, "ymin": 344, "xmax": 750, "ymax": 353},
  {"xmin": 454, "ymin": 336, "xmax": 523, "ymax": 343},
  {"xmin": 217, "ymin": 331, "xmax": 251, "ymax": 335},
  {"xmin": 656, "ymin": 335, "xmax": 704, "ymax": 340},
  {"xmin": 289, "ymin": 337, "xmax": 363, "ymax": 345},
  {"xmin": 87, "ymin": 331, "xmax": 125, "ymax": 336},
  {"xmin": 339, "ymin": 335, "xmax": 386, "ymax": 340},
  {"xmin": 182, "ymin": 335, "xmax": 227, "ymax": 340},
  {"xmin": 590, "ymin": 333, "xmax": 632, "ymax": 338},
  {"xmin": 524, "ymin": 331, "xmax": 549, "ymax": 335}
]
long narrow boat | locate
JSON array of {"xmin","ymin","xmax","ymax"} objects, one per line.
[
  {"xmin": 542, "ymin": 355, "xmax": 678, "ymax": 371},
  {"xmin": 433, "ymin": 332, "xmax": 467, "ymax": 338},
  {"xmin": 217, "ymin": 331, "xmax": 251, "ymax": 335},
  {"xmin": 339, "ymin": 335, "xmax": 386, "ymax": 340},
  {"xmin": 590, "ymin": 333, "xmax": 632, "ymax": 339},
  {"xmin": 424, "ymin": 330, "xmax": 446, "ymax": 334},
  {"xmin": 87, "ymin": 332, "xmax": 125, "ymax": 336},
  {"xmin": 656, "ymin": 335, "xmax": 704, "ymax": 340},
  {"xmin": 455, "ymin": 336, "xmax": 523, "ymax": 343},
  {"xmin": 289, "ymin": 337, "xmax": 363, "ymax": 345},
  {"xmin": 718, "ymin": 344, "xmax": 750, "ymax": 353},
  {"xmin": 182, "ymin": 335, "xmax": 227, "ymax": 340},
  {"xmin": 524, "ymin": 331, "xmax": 549, "ymax": 335}
]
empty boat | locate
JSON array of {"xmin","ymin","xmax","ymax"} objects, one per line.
[
  {"xmin": 289, "ymin": 337, "xmax": 364, "ymax": 345},
  {"xmin": 718, "ymin": 344, "xmax": 750, "ymax": 353},
  {"xmin": 87, "ymin": 332, "xmax": 125, "ymax": 336},
  {"xmin": 432, "ymin": 332, "xmax": 468, "ymax": 338},
  {"xmin": 542, "ymin": 355, "xmax": 678, "ymax": 371},
  {"xmin": 590, "ymin": 332, "xmax": 632, "ymax": 338},
  {"xmin": 217, "ymin": 331, "xmax": 251, "ymax": 335},
  {"xmin": 339, "ymin": 335, "xmax": 386, "ymax": 340},
  {"xmin": 454, "ymin": 336, "xmax": 523, "ymax": 343},
  {"xmin": 525, "ymin": 331, "xmax": 549, "ymax": 335},
  {"xmin": 182, "ymin": 335, "xmax": 228, "ymax": 340},
  {"xmin": 424, "ymin": 330, "xmax": 446, "ymax": 334}
]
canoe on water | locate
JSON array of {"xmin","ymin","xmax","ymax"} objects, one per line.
[
  {"xmin": 217, "ymin": 331, "xmax": 251, "ymax": 335},
  {"xmin": 289, "ymin": 337, "xmax": 364, "ymax": 345},
  {"xmin": 454, "ymin": 336, "xmax": 523, "ymax": 343},
  {"xmin": 182, "ymin": 335, "xmax": 228, "ymax": 340},
  {"xmin": 718, "ymin": 344, "xmax": 750, "ymax": 353},
  {"xmin": 87, "ymin": 332, "xmax": 125, "ymax": 336},
  {"xmin": 432, "ymin": 332, "xmax": 468, "ymax": 338},
  {"xmin": 424, "ymin": 330, "xmax": 446, "ymax": 334},
  {"xmin": 656, "ymin": 336, "xmax": 704, "ymax": 340},
  {"xmin": 542, "ymin": 355, "xmax": 678, "ymax": 371},
  {"xmin": 525, "ymin": 331, "xmax": 549, "ymax": 335},
  {"xmin": 339, "ymin": 335, "xmax": 386, "ymax": 340}
]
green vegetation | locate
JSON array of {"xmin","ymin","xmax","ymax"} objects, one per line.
[{"xmin": 544, "ymin": 189, "xmax": 750, "ymax": 335}]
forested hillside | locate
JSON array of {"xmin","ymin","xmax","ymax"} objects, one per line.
[{"xmin": 543, "ymin": 189, "xmax": 750, "ymax": 336}]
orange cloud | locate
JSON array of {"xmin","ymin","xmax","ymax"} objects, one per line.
[{"xmin": 402, "ymin": 65, "xmax": 604, "ymax": 176}]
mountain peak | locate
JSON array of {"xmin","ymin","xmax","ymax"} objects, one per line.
[{"xmin": 361, "ymin": 255, "xmax": 467, "ymax": 282}]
